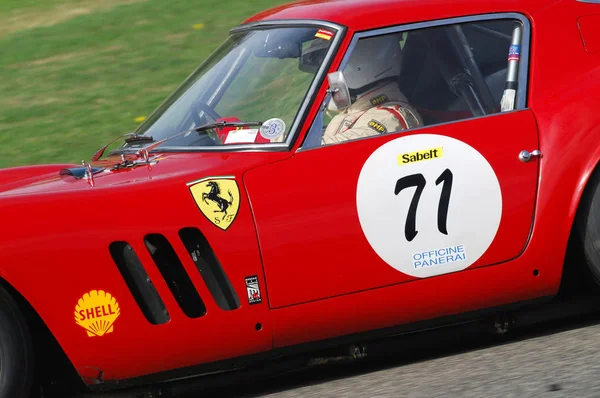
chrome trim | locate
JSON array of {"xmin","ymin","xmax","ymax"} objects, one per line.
[
  {"xmin": 186, "ymin": 175, "xmax": 236, "ymax": 186},
  {"xmin": 82, "ymin": 160, "xmax": 95, "ymax": 187},
  {"xmin": 577, "ymin": 0, "xmax": 600, "ymax": 3},
  {"xmin": 298, "ymin": 12, "xmax": 532, "ymax": 151},
  {"xmin": 150, "ymin": 143, "xmax": 289, "ymax": 153},
  {"xmin": 519, "ymin": 149, "xmax": 542, "ymax": 162},
  {"xmin": 231, "ymin": 19, "xmax": 346, "ymax": 34},
  {"xmin": 149, "ymin": 20, "xmax": 346, "ymax": 153}
]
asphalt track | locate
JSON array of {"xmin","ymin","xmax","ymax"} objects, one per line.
[{"xmin": 144, "ymin": 294, "xmax": 600, "ymax": 398}]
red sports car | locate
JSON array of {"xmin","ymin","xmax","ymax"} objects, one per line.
[{"xmin": 2, "ymin": 0, "xmax": 600, "ymax": 396}]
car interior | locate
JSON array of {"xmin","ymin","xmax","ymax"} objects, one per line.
[{"xmin": 397, "ymin": 19, "xmax": 518, "ymax": 126}]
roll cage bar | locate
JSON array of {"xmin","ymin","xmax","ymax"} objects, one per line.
[{"xmin": 417, "ymin": 22, "xmax": 522, "ymax": 117}]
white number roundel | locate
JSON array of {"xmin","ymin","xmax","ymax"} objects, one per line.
[{"xmin": 356, "ymin": 134, "xmax": 502, "ymax": 278}]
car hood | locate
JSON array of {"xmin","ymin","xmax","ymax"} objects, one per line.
[{"xmin": 0, "ymin": 151, "xmax": 289, "ymax": 198}]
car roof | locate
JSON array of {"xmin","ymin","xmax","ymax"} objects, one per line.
[{"xmin": 244, "ymin": 0, "xmax": 552, "ymax": 31}]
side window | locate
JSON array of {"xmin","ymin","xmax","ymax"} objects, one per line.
[{"xmin": 305, "ymin": 18, "xmax": 526, "ymax": 148}]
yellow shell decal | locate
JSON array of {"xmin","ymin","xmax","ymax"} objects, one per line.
[
  {"xmin": 74, "ymin": 290, "xmax": 120, "ymax": 337},
  {"xmin": 188, "ymin": 177, "xmax": 241, "ymax": 230}
]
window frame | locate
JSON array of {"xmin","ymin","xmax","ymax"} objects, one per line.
[{"xmin": 298, "ymin": 12, "xmax": 532, "ymax": 151}]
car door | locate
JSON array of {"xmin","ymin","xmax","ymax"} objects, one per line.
[{"xmin": 245, "ymin": 14, "xmax": 539, "ymax": 310}]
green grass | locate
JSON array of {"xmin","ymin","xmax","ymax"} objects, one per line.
[{"xmin": 0, "ymin": 0, "xmax": 289, "ymax": 168}]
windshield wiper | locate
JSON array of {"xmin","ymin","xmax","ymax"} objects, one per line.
[
  {"xmin": 91, "ymin": 121, "xmax": 263, "ymax": 162},
  {"xmin": 125, "ymin": 135, "xmax": 154, "ymax": 144},
  {"xmin": 197, "ymin": 121, "xmax": 263, "ymax": 130}
]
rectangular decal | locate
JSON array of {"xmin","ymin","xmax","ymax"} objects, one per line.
[
  {"xmin": 398, "ymin": 146, "xmax": 443, "ymax": 165},
  {"xmin": 508, "ymin": 44, "xmax": 521, "ymax": 61},
  {"xmin": 315, "ymin": 29, "xmax": 334, "ymax": 40},
  {"xmin": 224, "ymin": 128, "xmax": 259, "ymax": 144},
  {"xmin": 245, "ymin": 275, "xmax": 262, "ymax": 305}
]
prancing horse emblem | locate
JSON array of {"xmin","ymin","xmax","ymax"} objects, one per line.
[
  {"xmin": 202, "ymin": 181, "xmax": 234, "ymax": 215},
  {"xmin": 188, "ymin": 177, "xmax": 241, "ymax": 230}
]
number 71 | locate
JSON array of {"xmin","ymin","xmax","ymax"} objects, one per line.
[{"xmin": 394, "ymin": 168, "xmax": 453, "ymax": 242}]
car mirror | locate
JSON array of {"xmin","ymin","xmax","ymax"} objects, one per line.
[{"xmin": 327, "ymin": 71, "xmax": 351, "ymax": 110}]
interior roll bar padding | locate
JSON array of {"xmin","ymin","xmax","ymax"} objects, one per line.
[
  {"xmin": 446, "ymin": 25, "xmax": 497, "ymax": 114},
  {"xmin": 417, "ymin": 28, "xmax": 485, "ymax": 117}
]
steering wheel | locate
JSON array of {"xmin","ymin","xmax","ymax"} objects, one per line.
[
  {"xmin": 189, "ymin": 101, "xmax": 224, "ymax": 145},
  {"xmin": 191, "ymin": 101, "xmax": 222, "ymax": 126}
]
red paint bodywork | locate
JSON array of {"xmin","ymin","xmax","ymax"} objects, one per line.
[
  {"xmin": 245, "ymin": 111, "xmax": 540, "ymax": 309},
  {"xmin": 1, "ymin": 0, "xmax": 600, "ymax": 389}
]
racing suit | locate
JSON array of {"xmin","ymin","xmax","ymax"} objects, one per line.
[{"xmin": 322, "ymin": 82, "xmax": 423, "ymax": 145}]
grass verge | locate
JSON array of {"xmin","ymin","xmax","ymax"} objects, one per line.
[{"xmin": 0, "ymin": 0, "xmax": 288, "ymax": 168}]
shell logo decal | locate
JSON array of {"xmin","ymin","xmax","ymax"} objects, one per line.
[{"xmin": 74, "ymin": 290, "xmax": 120, "ymax": 337}]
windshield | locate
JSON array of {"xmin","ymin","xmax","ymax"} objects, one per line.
[{"xmin": 127, "ymin": 25, "xmax": 337, "ymax": 149}]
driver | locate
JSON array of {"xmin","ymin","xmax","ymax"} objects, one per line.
[{"xmin": 322, "ymin": 34, "xmax": 423, "ymax": 145}]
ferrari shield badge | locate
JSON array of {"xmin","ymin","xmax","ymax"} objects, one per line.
[{"xmin": 188, "ymin": 177, "xmax": 241, "ymax": 230}]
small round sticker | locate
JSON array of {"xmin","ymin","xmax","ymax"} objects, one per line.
[
  {"xmin": 260, "ymin": 118, "xmax": 286, "ymax": 140},
  {"xmin": 356, "ymin": 134, "xmax": 502, "ymax": 278}
]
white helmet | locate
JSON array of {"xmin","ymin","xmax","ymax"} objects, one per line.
[{"xmin": 343, "ymin": 33, "xmax": 403, "ymax": 95}]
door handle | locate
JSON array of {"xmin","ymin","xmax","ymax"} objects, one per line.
[{"xmin": 519, "ymin": 149, "xmax": 542, "ymax": 162}]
